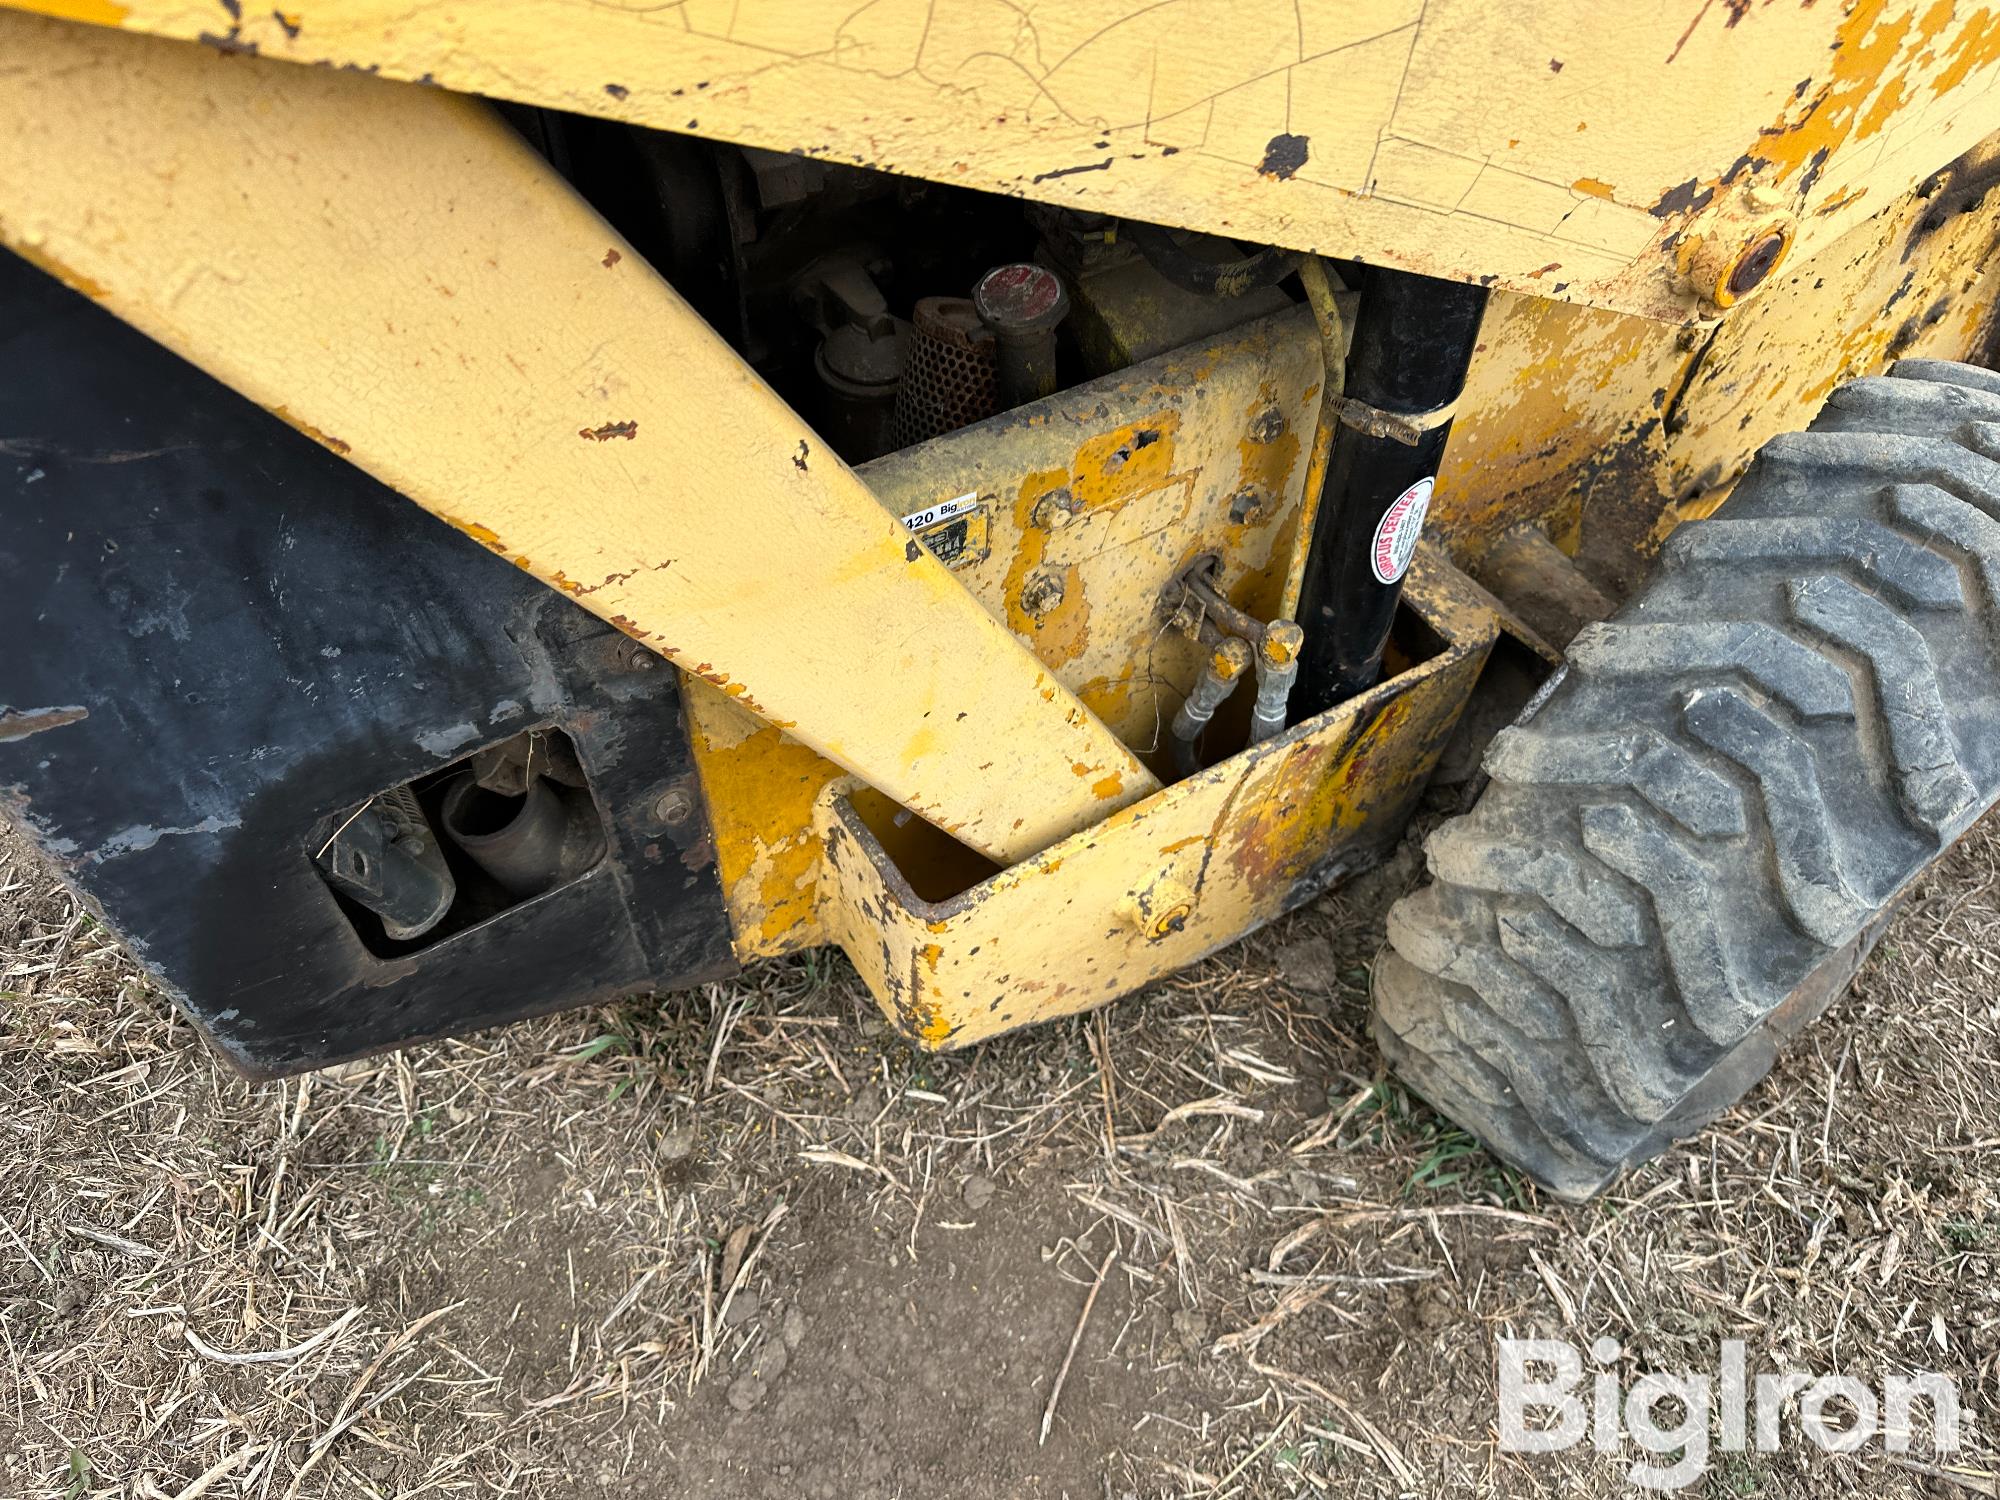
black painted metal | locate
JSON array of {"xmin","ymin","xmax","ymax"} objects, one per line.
[
  {"xmin": 0, "ymin": 251, "xmax": 737, "ymax": 1075},
  {"xmin": 1293, "ymin": 267, "xmax": 1487, "ymax": 717}
]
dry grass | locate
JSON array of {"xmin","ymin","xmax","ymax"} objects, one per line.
[{"xmin": 1, "ymin": 806, "xmax": 1997, "ymax": 1498}]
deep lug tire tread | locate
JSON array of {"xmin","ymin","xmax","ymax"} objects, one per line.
[{"xmin": 1372, "ymin": 361, "xmax": 2000, "ymax": 1198}]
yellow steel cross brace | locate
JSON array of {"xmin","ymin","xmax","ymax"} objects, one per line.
[{"xmin": 0, "ymin": 14, "xmax": 1159, "ymax": 865}]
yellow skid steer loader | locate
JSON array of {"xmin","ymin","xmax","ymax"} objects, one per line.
[{"xmin": 7, "ymin": 0, "xmax": 2000, "ymax": 1197}]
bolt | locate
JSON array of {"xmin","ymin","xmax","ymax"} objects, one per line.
[
  {"xmin": 627, "ymin": 645, "xmax": 658, "ymax": 671},
  {"xmin": 1726, "ymin": 228, "xmax": 1790, "ymax": 300},
  {"xmin": 1228, "ymin": 487, "xmax": 1266, "ymax": 524},
  {"xmin": 1149, "ymin": 902, "xmax": 1192, "ymax": 940},
  {"xmin": 1688, "ymin": 218, "xmax": 1793, "ymax": 309},
  {"xmin": 1020, "ymin": 569, "xmax": 1066, "ymax": 618},
  {"xmin": 654, "ymin": 788, "xmax": 692, "ymax": 826},
  {"xmin": 1249, "ymin": 406, "xmax": 1286, "ymax": 443},
  {"xmin": 1031, "ymin": 486, "xmax": 1079, "ymax": 530}
]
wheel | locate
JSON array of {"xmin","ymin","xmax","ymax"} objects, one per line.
[{"xmin": 1372, "ymin": 359, "xmax": 2000, "ymax": 1199}]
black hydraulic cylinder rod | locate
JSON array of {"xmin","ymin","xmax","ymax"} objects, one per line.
[{"xmin": 1292, "ymin": 266, "xmax": 1488, "ymax": 719}]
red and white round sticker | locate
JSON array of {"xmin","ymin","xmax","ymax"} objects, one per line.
[{"xmin": 1369, "ymin": 476, "xmax": 1433, "ymax": 585}]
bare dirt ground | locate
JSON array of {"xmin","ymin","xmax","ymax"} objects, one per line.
[{"xmin": 2, "ymin": 805, "xmax": 1997, "ymax": 1499}]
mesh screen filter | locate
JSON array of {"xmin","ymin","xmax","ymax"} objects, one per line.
[{"xmin": 890, "ymin": 296, "xmax": 998, "ymax": 449}]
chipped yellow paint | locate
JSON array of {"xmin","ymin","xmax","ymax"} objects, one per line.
[
  {"xmin": 817, "ymin": 549, "xmax": 1495, "ymax": 1049},
  {"xmin": 700, "ymin": 172, "xmax": 2000, "ymax": 959},
  {"xmin": 269, "ymin": 405, "xmax": 351, "ymax": 456},
  {"xmin": 18, "ymin": 0, "xmax": 2000, "ymax": 319},
  {"xmin": 996, "ymin": 416, "xmax": 1188, "ymax": 670},
  {"xmin": 1662, "ymin": 170, "xmax": 2000, "ymax": 512},
  {"xmin": 865, "ymin": 314, "xmax": 1319, "ymax": 761},
  {"xmin": 9, "ymin": 2, "xmax": 1998, "ymax": 1009},
  {"xmin": 1434, "ymin": 291, "xmax": 1684, "ymax": 578},
  {"xmin": 1435, "ymin": 142, "xmax": 2000, "ymax": 596},
  {"xmin": 691, "ymin": 308, "xmax": 1322, "ymax": 955},
  {"xmin": 3, "ymin": 239, "xmax": 106, "ymax": 301},
  {"xmin": 0, "ymin": 12, "xmax": 1155, "ymax": 867},
  {"xmin": 682, "ymin": 679, "xmax": 848, "ymax": 959}
]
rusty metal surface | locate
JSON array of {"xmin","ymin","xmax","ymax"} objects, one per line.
[
  {"xmin": 815, "ymin": 548, "xmax": 1496, "ymax": 1048},
  {"xmin": 1436, "ymin": 140, "xmax": 2000, "ymax": 593},
  {"xmin": 10, "ymin": 4, "xmax": 2000, "ymax": 1020}
]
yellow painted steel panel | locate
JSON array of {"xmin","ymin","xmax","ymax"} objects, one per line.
[
  {"xmin": 1433, "ymin": 145, "xmax": 2000, "ymax": 591},
  {"xmin": 818, "ymin": 548, "xmax": 1495, "ymax": 1048},
  {"xmin": 689, "ymin": 309, "xmax": 1326, "ymax": 960},
  {"xmin": 0, "ymin": 12, "xmax": 1159, "ymax": 866},
  {"xmin": 11, "ymin": 1, "xmax": 2000, "ymax": 319}
]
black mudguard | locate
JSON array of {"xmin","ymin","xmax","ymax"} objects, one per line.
[{"xmin": 0, "ymin": 250, "xmax": 737, "ymax": 1074}]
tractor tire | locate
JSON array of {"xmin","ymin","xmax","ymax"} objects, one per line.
[{"xmin": 1373, "ymin": 359, "xmax": 2000, "ymax": 1199}]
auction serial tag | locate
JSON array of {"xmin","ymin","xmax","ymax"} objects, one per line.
[
  {"xmin": 899, "ymin": 492, "xmax": 979, "ymax": 532},
  {"xmin": 900, "ymin": 492, "xmax": 988, "ymax": 571}
]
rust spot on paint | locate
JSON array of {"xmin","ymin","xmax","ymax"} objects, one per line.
[
  {"xmin": 1258, "ymin": 134, "xmax": 1310, "ymax": 180},
  {"xmin": 602, "ymin": 248, "xmax": 622, "ymax": 268},
  {"xmin": 270, "ymin": 406, "xmax": 350, "ymax": 454},
  {"xmin": 580, "ymin": 420, "xmax": 638, "ymax": 441},
  {"xmin": 604, "ymin": 83, "xmax": 630, "ymax": 99},
  {"xmin": 3, "ymin": 242, "xmax": 105, "ymax": 302},
  {"xmin": 272, "ymin": 9, "xmax": 300, "ymax": 37},
  {"xmin": 794, "ymin": 440, "xmax": 810, "ymax": 471},
  {"xmin": 1549, "ymin": 58, "xmax": 1564, "ymax": 72}
]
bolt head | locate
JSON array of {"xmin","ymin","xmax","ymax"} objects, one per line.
[
  {"xmin": 654, "ymin": 788, "xmax": 693, "ymax": 826},
  {"xmin": 1688, "ymin": 218, "xmax": 1794, "ymax": 309},
  {"xmin": 1021, "ymin": 569, "xmax": 1066, "ymax": 617},
  {"xmin": 1228, "ymin": 488, "xmax": 1266, "ymax": 524},
  {"xmin": 1726, "ymin": 228, "xmax": 1790, "ymax": 301},
  {"xmin": 1249, "ymin": 407, "xmax": 1286, "ymax": 443},
  {"xmin": 1031, "ymin": 487, "xmax": 1079, "ymax": 530}
]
